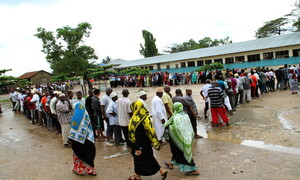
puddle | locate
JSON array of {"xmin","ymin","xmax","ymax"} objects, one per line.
[
  {"xmin": 250, "ymin": 105, "xmax": 264, "ymax": 108},
  {"xmin": 276, "ymin": 112, "xmax": 299, "ymax": 134},
  {"xmin": 103, "ymin": 149, "xmax": 129, "ymax": 159},
  {"xmin": 242, "ymin": 140, "xmax": 300, "ymax": 156}
]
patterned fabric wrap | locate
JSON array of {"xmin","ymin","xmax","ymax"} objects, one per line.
[
  {"xmin": 69, "ymin": 102, "xmax": 94, "ymax": 144},
  {"xmin": 72, "ymin": 154, "xmax": 96, "ymax": 175},
  {"xmin": 165, "ymin": 102, "xmax": 194, "ymax": 163},
  {"xmin": 128, "ymin": 100, "xmax": 160, "ymax": 150}
]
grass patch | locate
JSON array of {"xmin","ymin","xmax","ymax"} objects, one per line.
[{"xmin": 0, "ymin": 99, "xmax": 11, "ymax": 103}]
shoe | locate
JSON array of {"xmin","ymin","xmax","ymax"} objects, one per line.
[
  {"xmin": 161, "ymin": 171, "xmax": 168, "ymax": 180},
  {"xmin": 194, "ymin": 134, "xmax": 203, "ymax": 139},
  {"xmin": 164, "ymin": 162, "xmax": 173, "ymax": 170},
  {"xmin": 106, "ymin": 142, "xmax": 114, "ymax": 147}
]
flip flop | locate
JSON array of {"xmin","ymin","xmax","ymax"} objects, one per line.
[
  {"xmin": 161, "ymin": 171, "xmax": 168, "ymax": 180},
  {"xmin": 128, "ymin": 174, "xmax": 141, "ymax": 180},
  {"xmin": 164, "ymin": 162, "xmax": 173, "ymax": 170},
  {"xmin": 185, "ymin": 171, "xmax": 200, "ymax": 176}
]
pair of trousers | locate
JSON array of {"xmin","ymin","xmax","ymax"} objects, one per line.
[
  {"xmin": 251, "ymin": 86, "xmax": 256, "ymax": 98},
  {"xmin": 210, "ymin": 107, "xmax": 229, "ymax": 124},
  {"xmin": 111, "ymin": 125, "xmax": 122, "ymax": 144},
  {"xmin": 188, "ymin": 115, "xmax": 197, "ymax": 135},
  {"xmin": 121, "ymin": 126, "xmax": 130, "ymax": 146},
  {"xmin": 61, "ymin": 124, "xmax": 71, "ymax": 145},
  {"xmin": 243, "ymin": 89, "xmax": 251, "ymax": 101},
  {"xmin": 227, "ymin": 93, "xmax": 236, "ymax": 110}
]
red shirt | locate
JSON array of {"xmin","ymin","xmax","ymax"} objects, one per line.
[
  {"xmin": 27, "ymin": 96, "xmax": 36, "ymax": 110},
  {"xmin": 249, "ymin": 75, "xmax": 257, "ymax": 87},
  {"xmin": 41, "ymin": 96, "xmax": 47, "ymax": 110}
]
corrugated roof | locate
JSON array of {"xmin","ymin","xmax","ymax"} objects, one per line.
[
  {"xmin": 19, "ymin": 70, "xmax": 52, "ymax": 79},
  {"xmin": 117, "ymin": 32, "xmax": 300, "ymax": 68}
]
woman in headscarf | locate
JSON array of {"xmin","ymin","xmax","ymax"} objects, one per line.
[
  {"xmin": 288, "ymin": 69, "xmax": 299, "ymax": 94},
  {"xmin": 69, "ymin": 102, "xmax": 96, "ymax": 176},
  {"xmin": 128, "ymin": 100, "xmax": 168, "ymax": 180},
  {"xmin": 164, "ymin": 102, "xmax": 199, "ymax": 176}
]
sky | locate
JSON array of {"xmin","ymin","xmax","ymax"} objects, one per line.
[{"xmin": 0, "ymin": 0, "xmax": 296, "ymax": 76}]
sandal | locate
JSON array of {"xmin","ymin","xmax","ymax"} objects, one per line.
[
  {"xmin": 128, "ymin": 174, "xmax": 141, "ymax": 180},
  {"xmin": 161, "ymin": 171, "xmax": 168, "ymax": 180},
  {"xmin": 163, "ymin": 162, "xmax": 173, "ymax": 170},
  {"xmin": 184, "ymin": 170, "xmax": 200, "ymax": 176}
]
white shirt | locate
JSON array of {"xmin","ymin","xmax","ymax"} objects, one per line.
[
  {"xmin": 101, "ymin": 94, "xmax": 112, "ymax": 117},
  {"xmin": 201, "ymin": 83, "xmax": 211, "ymax": 102},
  {"xmin": 50, "ymin": 97, "xmax": 58, "ymax": 114},
  {"xmin": 151, "ymin": 95, "xmax": 167, "ymax": 141},
  {"xmin": 73, "ymin": 98, "xmax": 85, "ymax": 108},
  {"xmin": 116, "ymin": 97, "xmax": 132, "ymax": 127},
  {"xmin": 106, "ymin": 101, "xmax": 118, "ymax": 126},
  {"xmin": 31, "ymin": 94, "xmax": 40, "ymax": 110}
]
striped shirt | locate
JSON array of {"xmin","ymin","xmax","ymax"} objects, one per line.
[
  {"xmin": 207, "ymin": 86, "xmax": 224, "ymax": 108},
  {"xmin": 56, "ymin": 100, "xmax": 72, "ymax": 124}
]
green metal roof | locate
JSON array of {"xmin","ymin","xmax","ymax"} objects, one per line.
[{"xmin": 116, "ymin": 32, "xmax": 300, "ymax": 69}]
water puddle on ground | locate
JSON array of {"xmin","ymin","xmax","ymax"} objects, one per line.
[
  {"xmin": 276, "ymin": 112, "xmax": 299, "ymax": 134},
  {"xmin": 103, "ymin": 149, "xmax": 129, "ymax": 159},
  {"xmin": 241, "ymin": 140, "xmax": 300, "ymax": 156}
]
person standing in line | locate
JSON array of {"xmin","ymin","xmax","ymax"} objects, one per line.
[
  {"xmin": 206, "ymin": 81, "xmax": 230, "ymax": 127},
  {"xmin": 56, "ymin": 93, "xmax": 73, "ymax": 147},
  {"xmin": 161, "ymin": 85, "xmax": 173, "ymax": 119},
  {"xmin": 73, "ymin": 91, "xmax": 85, "ymax": 107},
  {"xmin": 282, "ymin": 64, "xmax": 289, "ymax": 90},
  {"xmin": 242, "ymin": 72, "xmax": 253, "ymax": 103},
  {"xmin": 127, "ymin": 99, "xmax": 168, "ymax": 180},
  {"xmin": 185, "ymin": 89, "xmax": 202, "ymax": 139},
  {"xmin": 50, "ymin": 91, "xmax": 61, "ymax": 134},
  {"xmin": 249, "ymin": 71, "xmax": 258, "ymax": 98},
  {"xmin": 27, "ymin": 92, "xmax": 36, "ymax": 124},
  {"xmin": 200, "ymin": 79, "xmax": 211, "ymax": 119},
  {"xmin": 101, "ymin": 88, "xmax": 113, "ymax": 143},
  {"xmin": 69, "ymin": 102, "xmax": 96, "ymax": 176},
  {"xmin": 151, "ymin": 88, "xmax": 168, "ymax": 144},
  {"xmin": 288, "ymin": 69, "xmax": 299, "ymax": 94},
  {"xmin": 85, "ymin": 90, "xmax": 96, "ymax": 138},
  {"xmin": 164, "ymin": 102, "xmax": 199, "ymax": 176},
  {"xmin": 106, "ymin": 92, "xmax": 123, "ymax": 146},
  {"xmin": 30, "ymin": 89, "xmax": 40, "ymax": 125},
  {"xmin": 92, "ymin": 89, "xmax": 106, "ymax": 141},
  {"xmin": 116, "ymin": 89, "xmax": 132, "ymax": 147}
]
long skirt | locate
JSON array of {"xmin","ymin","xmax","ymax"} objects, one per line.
[
  {"xmin": 169, "ymin": 136, "xmax": 197, "ymax": 172},
  {"xmin": 289, "ymin": 79, "xmax": 299, "ymax": 93},
  {"xmin": 71, "ymin": 140, "xmax": 96, "ymax": 175}
]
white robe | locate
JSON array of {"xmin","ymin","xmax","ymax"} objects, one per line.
[{"xmin": 151, "ymin": 96, "xmax": 167, "ymax": 141}]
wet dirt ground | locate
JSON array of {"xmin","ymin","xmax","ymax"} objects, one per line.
[{"xmin": 1, "ymin": 84, "xmax": 300, "ymax": 180}]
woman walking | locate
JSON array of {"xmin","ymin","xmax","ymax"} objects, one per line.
[
  {"xmin": 164, "ymin": 102, "xmax": 199, "ymax": 176},
  {"xmin": 288, "ymin": 69, "xmax": 299, "ymax": 94},
  {"xmin": 69, "ymin": 102, "xmax": 96, "ymax": 176},
  {"xmin": 128, "ymin": 100, "xmax": 167, "ymax": 180}
]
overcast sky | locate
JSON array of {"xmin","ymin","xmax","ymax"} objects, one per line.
[{"xmin": 0, "ymin": 0, "xmax": 296, "ymax": 76}]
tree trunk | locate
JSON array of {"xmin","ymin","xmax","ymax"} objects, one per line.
[{"xmin": 83, "ymin": 73, "xmax": 93, "ymax": 90}]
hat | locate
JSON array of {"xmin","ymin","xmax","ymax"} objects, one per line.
[
  {"xmin": 59, "ymin": 93, "xmax": 65, "ymax": 97},
  {"xmin": 234, "ymin": 73, "xmax": 239, "ymax": 78},
  {"xmin": 138, "ymin": 90, "xmax": 147, "ymax": 97},
  {"xmin": 105, "ymin": 88, "xmax": 113, "ymax": 93},
  {"xmin": 57, "ymin": 91, "xmax": 62, "ymax": 95},
  {"xmin": 156, "ymin": 88, "xmax": 163, "ymax": 92},
  {"xmin": 110, "ymin": 92, "xmax": 118, "ymax": 98},
  {"xmin": 54, "ymin": 91, "xmax": 58, "ymax": 94}
]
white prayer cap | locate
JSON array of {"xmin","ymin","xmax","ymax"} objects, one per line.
[
  {"xmin": 59, "ymin": 93, "xmax": 65, "ymax": 97},
  {"xmin": 57, "ymin": 91, "xmax": 62, "ymax": 95},
  {"xmin": 54, "ymin": 91, "xmax": 58, "ymax": 94},
  {"xmin": 138, "ymin": 90, "xmax": 147, "ymax": 97},
  {"xmin": 110, "ymin": 92, "xmax": 118, "ymax": 98}
]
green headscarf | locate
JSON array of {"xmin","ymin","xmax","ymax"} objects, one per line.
[{"xmin": 165, "ymin": 102, "xmax": 194, "ymax": 163}]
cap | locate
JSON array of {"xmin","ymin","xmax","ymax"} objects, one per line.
[
  {"xmin": 234, "ymin": 73, "xmax": 239, "ymax": 78},
  {"xmin": 110, "ymin": 92, "xmax": 118, "ymax": 98},
  {"xmin": 138, "ymin": 90, "xmax": 147, "ymax": 97}
]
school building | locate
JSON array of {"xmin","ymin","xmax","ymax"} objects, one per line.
[{"xmin": 114, "ymin": 32, "xmax": 300, "ymax": 73}]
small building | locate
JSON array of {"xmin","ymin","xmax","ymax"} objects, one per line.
[
  {"xmin": 115, "ymin": 32, "xmax": 300, "ymax": 72},
  {"xmin": 19, "ymin": 70, "xmax": 53, "ymax": 85}
]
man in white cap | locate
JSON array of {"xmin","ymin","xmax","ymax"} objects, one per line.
[
  {"xmin": 106, "ymin": 92, "xmax": 123, "ymax": 146},
  {"xmin": 151, "ymin": 88, "xmax": 167, "ymax": 143},
  {"xmin": 137, "ymin": 90, "xmax": 148, "ymax": 110},
  {"xmin": 56, "ymin": 93, "xmax": 73, "ymax": 147},
  {"xmin": 50, "ymin": 91, "xmax": 61, "ymax": 134},
  {"xmin": 101, "ymin": 88, "xmax": 113, "ymax": 142},
  {"xmin": 30, "ymin": 89, "xmax": 40, "ymax": 125}
]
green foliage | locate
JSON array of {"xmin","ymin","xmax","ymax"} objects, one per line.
[
  {"xmin": 35, "ymin": 22, "xmax": 98, "ymax": 77},
  {"xmin": 0, "ymin": 69, "xmax": 18, "ymax": 86},
  {"xmin": 16, "ymin": 79, "xmax": 32, "ymax": 88},
  {"xmin": 0, "ymin": 69, "xmax": 12, "ymax": 75},
  {"xmin": 119, "ymin": 67, "xmax": 150, "ymax": 76},
  {"xmin": 195, "ymin": 62, "xmax": 224, "ymax": 72},
  {"xmin": 102, "ymin": 56, "xmax": 111, "ymax": 64},
  {"xmin": 51, "ymin": 74, "xmax": 79, "ymax": 82},
  {"xmin": 166, "ymin": 36, "xmax": 232, "ymax": 53},
  {"xmin": 139, "ymin": 30, "xmax": 158, "ymax": 57},
  {"xmin": 255, "ymin": 17, "xmax": 289, "ymax": 38},
  {"xmin": 88, "ymin": 65, "xmax": 117, "ymax": 79}
]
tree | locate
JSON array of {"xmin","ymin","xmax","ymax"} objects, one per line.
[
  {"xmin": 0, "ymin": 69, "xmax": 32, "ymax": 89},
  {"xmin": 102, "ymin": 56, "xmax": 111, "ymax": 64},
  {"xmin": 195, "ymin": 62, "xmax": 224, "ymax": 72},
  {"xmin": 88, "ymin": 65, "xmax": 117, "ymax": 79},
  {"xmin": 34, "ymin": 22, "xmax": 98, "ymax": 90},
  {"xmin": 255, "ymin": 17, "xmax": 289, "ymax": 38},
  {"xmin": 139, "ymin": 30, "xmax": 158, "ymax": 57},
  {"xmin": 119, "ymin": 67, "xmax": 150, "ymax": 76},
  {"xmin": 165, "ymin": 36, "xmax": 232, "ymax": 53}
]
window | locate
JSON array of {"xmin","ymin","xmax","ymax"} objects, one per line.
[
  {"xmin": 149, "ymin": 66, "xmax": 153, "ymax": 70},
  {"xmin": 181, "ymin": 62, "xmax": 186, "ymax": 68},
  {"xmin": 263, "ymin": 52, "xmax": 274, "ymax": 60},
  {"xmin": 293, "ymin": 49, "xmax": 300, "ymax": 57},
  {"xmin": 275, "ymin": 50, "xmax": 289, "ymax": 58},
  {"xmin": 197, "ymin": 60, "xmax": 204, "ymax": 66},
  {"xmin": 166, "ymin": 65, "xmax": 170, "ymax": 70},
  {"xmin": 205, "ymin": 59, "xmax": 212, "ymax": 65},
  {"xmin": 157, "ymin": 63, "xmax": 161, "ymax": 71},
  {"xmin": 175, "ymin": 64, "xmax": 179, "ymax": 69},
  {"xmin": 214, "ymin": 59, "xmax": 223, "ymax": 64},
  {"xmin": 247, "ymin": 54, "xmax": 260, "ymax": 62},
  {"xmin": 144, "ymin": 66, "xmax": 148, "ymax": 69},
  {"xmin": 235, "ymin": 56, "xmax": 245, "ymax": 63},
  {"xmin": 187, "ymin": 61, "xmax": 195, "ymax": 67},
  {"xmin": 225, "ymin": 57, "xmax": 234, "ymax": 64},
  {"xmin": 140, "ymin": 67, "xmax": 144, "ymax": 69}
]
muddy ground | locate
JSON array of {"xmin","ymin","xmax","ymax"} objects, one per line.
[{"xmin": 0, "ymin": 84, "xmax": 300, "ymax": 180}]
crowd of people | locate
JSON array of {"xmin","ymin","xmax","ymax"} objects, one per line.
[{"xmin": 5, "ymin": 63, "xmax": 300, "ymax": 179}]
